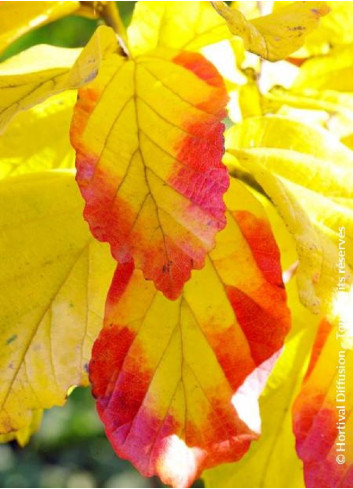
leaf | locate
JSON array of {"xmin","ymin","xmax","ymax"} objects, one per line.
[
  {"xmin": 0, "ymin": 91, "xmax": 76, "ymax": 179},
  {"xmin": 70, "ymin": 47, "xmax": 229, "ymax": 300},
  {"xmin": 265, "ymin": 86, "xmax": 353, "ymax": 140},
  {"xmin": 226, "ymin": 115, "xmax": 353, "ymax": 314},
  {"xmin": 227, "ymin": 115, "xmax": 353, "ymax": 262},
  {"xmin": 203, "ymin": 278, "xmax": 319, "ymax": 488},
  {"xmin": 299, "ymin": 1, "xmax": 353, "ymax": 55},
  {"xmin": 294, "ymin": 44, "xmax": 353, "ymax": 91},
  {"xmin": 0, "ymin": 410, "xmax": 43, "ymax": 447},
  {"xmin": 89, "ymin": 178, "xmax": 290, "ymax": 487},
  {"xmin": 202, "ymin": 191, "xmax": 312, "ymax": 488},
  {"xmin": 0, "ymin": 25, "xmax": 118, "ymax": 131},
  {"xmin": 0, "ymin": 1, "xmax": 80, "ymax": 54},
  {"xmin": 293, "ymin": 311, "xmax": 353, "ymax": 487},
  {"xmin": 211, "ymin": 1, "xmax": 329, "ymax": 62},
  {"xmin": 232, "ymin": 2, "xmax": 262, "ymax": 20},
  {"xmin": 0, "ymin": 171, "xmax": 115, "ymax": 434},
  {"xmin": 127, "ymin": 1, "xmax": 231, "ymax": 57}
]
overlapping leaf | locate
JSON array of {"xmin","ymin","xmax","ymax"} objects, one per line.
[
  {"xmin": 0, "ymin": 410, "xmax": 42, "ymax": 447},
  {"xmin": 204, "ymin": 279, "xmax": 319, "ymax": 488},
  {"xmin": 0, "ymin": 1, "xmax": 80, "ymax": 54},
  {"xmin": 265, "ymin": 86, "xmax": 353, "ymax": 141},
  {"xmin": 226, "ymin": 116, "xmax": 353, "ymax": 314},
  {"xmin": 202, "ymin": 197, "xmax": 317, "ymax": 488},
  {"xmin": 0, "ymin": 25, "xmax": 117, "ymax": 131},
  {"xmin": 0, "ymin": 91, "xmax": 76, "ymax": 179},
  {"xmin": 70, "ymin": 46, "xmax": 229, "ymax": 299},
  {"xmin": 294, "ymin": 1, "xmax": 353, "ymax": 56},
  {"xmin": 294, "ymin": 44, "xmax": 353, "ymax": 92},
  {"xmin": 127, "ymin": 1, "xmax": 232, "ymax": 57},
  {"xmin": 90, "ymin": 178, "xmax": 290, "ymax": 487},
  {"xmin": 211, "ymin": 1, "xmax": 329, "ymax": 61},
  {"xmin": 0, "ymin": 171, "xmax": 114, "ymax": 434},
  {"xmin": 293, "ymin": 311, "xmax": 353, "ymax": 487}
]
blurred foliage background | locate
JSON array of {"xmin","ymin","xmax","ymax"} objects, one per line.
[
  {"xmin": 0, "ymin": 388, "xmax": 156, "ymax": 488},
  {"xmin": 0, "ymin": 3, "xmax": 203, "ymax": 487}
]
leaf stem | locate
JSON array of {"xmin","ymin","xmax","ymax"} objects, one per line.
[
  {"xmin": 78, "ymin": 1, "xmax": 129, "ymax": 56},
  {"xmin": 99, "ymin": 2, "xmax": 129, "ymax": 55}
]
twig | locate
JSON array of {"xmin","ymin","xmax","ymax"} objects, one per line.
[{"xmin": 78, "ymin": 1, "xmax": 129, "ymax": 56}]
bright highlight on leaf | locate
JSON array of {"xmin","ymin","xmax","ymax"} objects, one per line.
[
  {"xmin": 0, "ymin": 1, "xmax": 80, "ymax": 55},
  {"xmin": 0, "ymin": 171, "xmax": 114, "ymax": 434},
  {"xmin": 0, "ymin": 91, "xmax": 76, "ymax": 179},
  {"xmin": 127, "ymin": 1, "xmax": 231, "ymax": 57},
  {"xmin": 298, "ymin": 1, "xmax": 353, "ymax": 55},
  {"xmin": 294, "ymin": 44, "xmax": 353, "ymax": 91},
  {"xmin": 71, "ymin": 46, "xmax": 229, "ymax": 300},
  {"xmin": 0, "ymin": 25, "xmax": 117, "ymax": 131},
  {"xmin": 265, "ymin": 86, "xmax": 353, "ymax": 142},
  {"xmin": 226, "ymin": 116, "xmax": 353, "ymax": 315},
  {"xmin": 211, "ymin": 1, "xmax": 329, "ymax": 61},
  {"xmin": 90, "ymin": 179, "xmax": 290, "ymax": 487}
]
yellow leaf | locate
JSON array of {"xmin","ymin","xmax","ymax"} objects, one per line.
[
  {"xmin": 282, "ymin": 180, "xmax": 353, "ymax": 270},
  {"xmin": 211, "ymin": 1, "xmax": 329, "ymax": 61},
  {"xmin": 226, "ymin": 115, "xmax": 353, "ymax": 263},
  {"xmin": 0, "ymin": 25, "xmax": 118, "ymax": 131},
  {"xmin": 342, "ymin": 133, "xmax": 353, "ymax": 149},
  {"xmin": 0, "ymin": 171, "xmax": 115, "ymax": 434},
  {"xmin": 302, "ymin": 1, "xmax": 353, "ymax": 55},
  {"xmin": 238, "ymin": 75, "xmax": 263, "ymax": 119},
  {"xmin": 226, "ymin": 116, "xmax": 353, "ymax": 315},
  {"xmin": 0, "ymin": 91, "xmax": 76, "ymax": 179},
  {"xmin": 127, "ymin": 1, "xmax": 231, "ymax": 57},
  {"xmin": 0, "ymin": 1, "xmax": 80, "ymax": 54},
  {"xmin": 0, "ymin": 410, "xmax": 42, "ymax": 447},
  {"xmin": 232, "ymin": 1, "xmax": 263, "ymax": 20},
  {"xmin": 294, "ymin": 44, "xmax": 353, "ymax": 91},
  {"xmin": 265, "ymin": 86, "xmax": 353, "ymax": 140}
]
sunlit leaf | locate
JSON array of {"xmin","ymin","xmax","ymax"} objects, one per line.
[
  {"xmin": 70, "ymin": 46, "xmax": 229, "ymax": 300},
  {"xmin": 301, "ymin": 1, "xmax": 353, "ymax": 55},
  {"xmin": 0, "ymin": 171, "xmax": 114, "ymax": 434},
  {"xmin": 211, "ymin": 1, "xmax": 329, "ymax": 61},
  {"xmin": 0, "ymin": 91, "xmax": 76, "ymax": 179},
  {"xmin": 294, "ymin": 44, "xmax": 353, "ymax": 91},
  {"xmin": 0, "ymin": 1, "xmax": 80, "ymax": 54},
  {"xmin": 202, "ymin": 195, "xmax": 313, "ymax": 488},
  {"xmin": 201, "ymin": 199, "xmax": 306, "ymax": 488},
  {"xmin": 232, "ymin": 2, "xmax": 263, "ymax": 20},
  {"xmin": 0, "ymin": 25, "xmax": 118, "ymax": 131},
  {"xmin": 90, "ymin": 178, "xmax": 290, "ymax": 487},
  {"xmin": 127, "ymin": 1, "xmax": 231, "ymax": 57},
  {"xmin": 204, "ymin": 279, "xmax": 319, "ymax": 488},
  {"xmin": 226, "ymin": 116, "xmax": 353, "ymax": 314},
  {"xmin": 265, "ymin": 86, "xmax": 353, "ymax": 140},
  {"xmin": 0, "ymin": 410, "xmax": 43, "ymax": 447}
]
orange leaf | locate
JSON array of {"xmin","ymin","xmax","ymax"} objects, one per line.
[
  {"xmin": 293, "ymin": 318, "xmax": 353, "ymax": 487},
  {"xmin": 90, "ymin": 179, "xmax": 290, "ymax": 487},
  {"xmin": 70, "ymin": 48, "xmax": 229, "ymax": 300}
]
